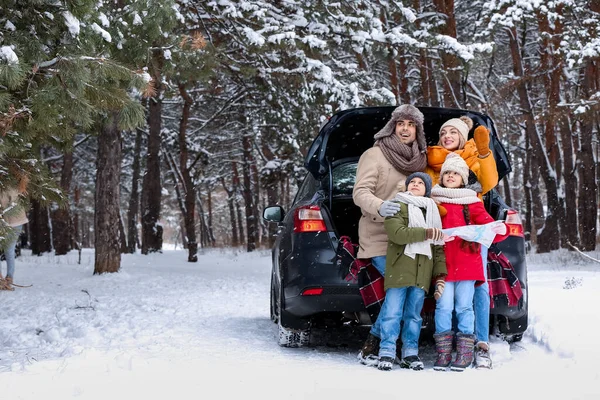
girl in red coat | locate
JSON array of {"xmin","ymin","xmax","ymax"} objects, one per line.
[{"xmin": 430, "ymin": 153, "xmax": 507, "ymax": 371}]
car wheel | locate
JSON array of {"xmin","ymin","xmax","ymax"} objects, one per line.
[
  {"xmin": 278, "ymin": 320, "xmax": 310, "ymax": 348},
  {"xmin": 506, "ymin": 333, "xmax": 523, "ymax": 343},
  {"xmin": 270, "ymin": 274, "xmax": 279, "ymax": 324},
  {"xmin": 276, "ymin": 287, "xmax": 310, "ymax": 348}
]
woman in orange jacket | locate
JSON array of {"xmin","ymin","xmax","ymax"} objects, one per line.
[
  {"xmin": 425, "ymin": 116, "xmax": 498, "ymax": 369},
  {"xmin": 426, "ymin": 116, "xmax": 497, "ymax": 197}
]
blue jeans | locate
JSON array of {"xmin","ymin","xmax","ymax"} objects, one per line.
[
  {"xmin": 369, "ymin": 256, "xmax": 386, "ymax": 338},
  {"xmin": 4, "ymin": 225, "xmax": 21, "ymax": 279},
  {"xmin": 378, "ymin": 286, "xmax": 426, "ymax": 359},
  {"xmin": 436, "ymin": 280, "xmax": 476, "ymax": 334},
  {"xmin": 371, "ymin": 256, "xmax": 386, "ymax": 276},
  {"xmin": 474, "ymin": 246, "xmax": 490, "ymax": 344}
]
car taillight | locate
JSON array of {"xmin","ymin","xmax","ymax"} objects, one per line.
[
  {"xmin": 505, "ymin": 209, "xmax": 525, "ymax": 237},
  {"xmin": 294, "ymin": 205, "xmax": 327, "ymax": 232},
  {"xmin": 301, "ymin": 288, "xmax": 323, "ymax": 296}
]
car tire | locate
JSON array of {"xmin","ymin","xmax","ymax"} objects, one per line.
[
  {"xmin": 278, "ymin": 320, "xmax": 310, "ymax": 348},
  {"xmin": 276, "ymin": 286, "xmax": 311, "ymax": 347},
  {"xmin": 506, "ymin": 333, "xmax": 523, "ymax": 343}
]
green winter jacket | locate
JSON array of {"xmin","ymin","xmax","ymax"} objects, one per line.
[{"xmin": 383, "ymin": 202, "xmax": 447, "ymax": 292}]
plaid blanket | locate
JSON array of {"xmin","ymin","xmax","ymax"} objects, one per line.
[
  {"xmin": 357, "ymin": 261, "xmax": 385, "ymax": 323},
  {"xmin": 338, "ymin": 236, "xmax": 385, "ymax": 323},
  {"xmin": 487, "ymin": 246, "xmax": 524, "ymax": 309}
]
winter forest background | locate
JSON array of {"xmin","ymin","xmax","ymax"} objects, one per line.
[{"xmin": 1, "ymin": 0, "xmax": 599, "ymax": 272}]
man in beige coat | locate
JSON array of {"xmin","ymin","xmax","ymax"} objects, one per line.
[{"xmin": 353, "ymin": 104, "xmax": 428, "ymax": 366}]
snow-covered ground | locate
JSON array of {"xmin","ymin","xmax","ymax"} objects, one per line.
[{"xmin": 1, "ymin": 248, "xmax": 599, "ymax": 400}]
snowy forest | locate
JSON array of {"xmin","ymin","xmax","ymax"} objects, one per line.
[{"xmin": 1, "ymin": 0, "xmax": 599, "ymax": 272}]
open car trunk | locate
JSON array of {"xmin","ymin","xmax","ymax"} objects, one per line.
[
  {"xmin": 326, "ymin": 197, "xmax": 362, "ymax": 245},
  {"xmin": 305, "ymin": 106, "xmax": 511, "ymax": 182}
]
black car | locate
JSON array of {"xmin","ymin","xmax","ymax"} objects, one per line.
[{"xmin": 263, "ymin": 106, "xmax": 528, "ymax": 347}]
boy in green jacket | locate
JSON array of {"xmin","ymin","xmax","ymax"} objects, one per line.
[{"xmin": 376, "ymin": 172, "xmax": 449, "ymax": 371}]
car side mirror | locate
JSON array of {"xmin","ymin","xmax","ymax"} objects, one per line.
[{"xmin": 263, "ymin": 206, "xmax": 285, "ymax": 223}]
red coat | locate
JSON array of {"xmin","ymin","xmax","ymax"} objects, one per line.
[{"xmin": 441, "ymin": 202, "xmax": 508, "ymax": 283}]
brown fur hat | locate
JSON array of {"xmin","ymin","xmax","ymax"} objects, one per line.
[{"xmin": 374, "ymin": 104, "xmax": 427, "ymax": 152}]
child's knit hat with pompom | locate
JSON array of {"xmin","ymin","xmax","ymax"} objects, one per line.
[{"xmin": 440, "ymin": 153, "xmax": 470, "ymax": 186}]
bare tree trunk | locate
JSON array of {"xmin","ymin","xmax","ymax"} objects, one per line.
[
  {"xmin": 178, "ymin": 83, "xmax": 198, "ymax": 261},
  {"xmin": 241, "ymin": 132, "xmax": 257, "ymax": 252},
  {"xmin": 232, "ymin": 162, "xmax": 245, "ymax": 245},
  {"xmin": 578, "ymin": 61, "xmax": 598, "ymax": 251},
  {"xmin": 535, "ymin": 12, "xmax": 564, "ymax": 252},
  {"xmin": 523, "ymin": 129, "xmax": 533, "ymax": 243},
  {"xmin": 205, "ymin": 181, "xmax": 215, "ymax": 246},
  {"xmin": 119, "ymin": 212, "xmax": 128, "ymax": 253},
  {"xmin": 221, "ymin": 177, "xmax": 239, "ymax": 247},
  {"xmin": 52, "ymin": 146, "xmax": 74, "ymax": 255},
  {"xmin": 72, "ymin": 185, "xmax": 81, "ymax": 250},
  {"xmin": 235, "ymin": 198, "xmax": 244, "ymax": 246},
  {"xmin": 29, "ymin": 200, "xmax": 52, "ymax": 255},
  {"xmin": 507, "ymin": 25, "xmax": 559, "ymax": 252},
  {"xmin": 413, "ymin": 0, "xmax": 438, "ymax": 106},
  {"xmin": 94, "ymin": 113, "xmax": 122, "ymax": 274},
  {"xmin": 250, "ymin": 158, "xmax": 260, "ymax": 247},
  {"xmin": 141, "ymin": 48, "xmax": 164, "ymax": 254},
  {"xmin": 559, "ymin": 114, "xmax": 578, "ymax": 245},
  {"xmin": 197, "ymin": 194, "xmax": 210, "ymax": 248},
  {"xmin": 126, "ymin": 127, "xmax": 144, "ymax": 253},
  {"xmin": 432, "ymin": 0, "xmax": 463, "ymax": 107}
]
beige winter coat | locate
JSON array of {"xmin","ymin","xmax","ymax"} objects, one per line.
[
  {"xmin": 0, "ymin": 187, "xmax": 28, "ymax": 227},
  {"xmin": 353, "ymin": 146, "xmax": 408, "ymax": 259}
]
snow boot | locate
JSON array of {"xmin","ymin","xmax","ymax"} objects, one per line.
[
  {"xmin": 0, "ymin": 277, "xmax": 14, "ymax": 291},
  {"xmin": 450, "ymin": 332, "xmax": 475, "ymax": 372},
  {"xmin": 433, "ymin": 331, "xmax": 454, "ymax": 371},
  {"xmin": 399, "ymin": 355, "xmax": 424, "ymax": 371},
  {"xmin": 474, "ymin": 341, "xmax": 493, "ymax": 369},
  {"xmin": 377, "ymin": 356, "xmax": 394, "ymax": 371},
  {"xmin": 357, "ymin": 333, "xmax": 380, "ymax": 367}
]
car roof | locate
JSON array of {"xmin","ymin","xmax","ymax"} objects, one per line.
[{"xmin": 304, "ymin": 106, "xmax": 511, "ymax": 181}]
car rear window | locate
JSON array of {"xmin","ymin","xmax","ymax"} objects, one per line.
[{"xmin": 331, "ymin": 162, "xmax": 358, "ymax": 196}]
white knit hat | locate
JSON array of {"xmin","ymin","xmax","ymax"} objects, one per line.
[
  {"xmin": 438, "ymin": 116, "xmax": 474, "ymax": 144},
  {"xmin": 440, "ymin": 153, "xmax": 469, "ymax": 186}
]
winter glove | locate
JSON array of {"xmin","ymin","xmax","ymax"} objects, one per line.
[
  {"xmin": 378, "ymin": 200, "xmax": 401, "ymax": 217},
  {"xmin": 473, "ymin": 125, "xmax": 491, "ymax": 157},
  {"xmin": 426, "ymin": 228, "xmax": 444, "ymax": 241},
  {"xmin": 433, "ymin": 278, "xmax": 445, "ymax": 301},
  {"xmin": 436, "ymin": 204, "xmax": 447, "ymax": 217}
]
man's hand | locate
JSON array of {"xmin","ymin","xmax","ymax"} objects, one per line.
[{"xmin": 378, "ymin": 200, "xmax": 401, "ymax": 217}]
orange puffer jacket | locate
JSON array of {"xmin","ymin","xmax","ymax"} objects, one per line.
[{"xmin": 425, "ymin": 139, "xmax": 498, "ymax": 195}]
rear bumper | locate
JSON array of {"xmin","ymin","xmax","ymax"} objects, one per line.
[
  {"xmin": 284, "ymin": 287, "xmax": 365, "ymax": 318},
  {"xmin": 281, "ymin": 233, "xmax": 365, "ymax": 318}
]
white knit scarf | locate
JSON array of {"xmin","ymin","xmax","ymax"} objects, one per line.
[
  {"xmin": 392, "ymin": 192, "xmax": 443, "ymax": 259},
  {"xmin": 430, "ymin": 185, "xmax": 481, "ymax": 205}
]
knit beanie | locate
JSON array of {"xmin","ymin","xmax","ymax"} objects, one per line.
[
  {"xmin": 373, "ymin": 104, "xmax": 427, "ymax": 152},
  {"xmin": 438, "ymin": 116, "xmax": 474, "ymax": 149},
  {"xmin": 440, "ymin": 153, "xmax": 470, "ymax": 186},
  {"xmin": 405, "ymin": 172, "xmax": 433, "ymax": 197}
]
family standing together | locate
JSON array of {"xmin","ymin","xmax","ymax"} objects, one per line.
[{"xmin": 353, "ymin": 104, "xmax": 508, "ymax": 372}]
